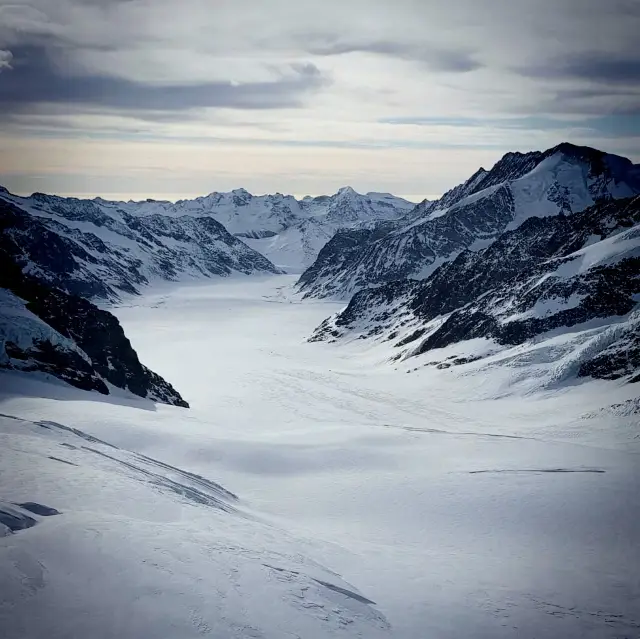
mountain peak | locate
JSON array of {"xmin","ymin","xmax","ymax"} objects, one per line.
[
  {"xmin": 548, "ymin": 142, "xmax": 606, "ymax": 159},
  {"xmin": 230, "ymin": 188, "xmax": 252, "ymax": 206},
  {"xmin": 533, "ymin": 142, "xmax": 637, "ymax": 172},
  {"xmin": 336, "ymin": 186, "xmax": 358, "ymax": 197}
]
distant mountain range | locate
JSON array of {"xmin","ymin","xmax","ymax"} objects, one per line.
[
  {"xmin": 235, "ymin": 187, "xmax": 415, "ymax": 271},
  {"xmin": 0, "ymin": 186, "xmax": 415, "ymax": 278}
]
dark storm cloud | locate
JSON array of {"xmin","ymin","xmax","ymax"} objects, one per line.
[
  {"xmin": 548, "ymin": 86, "xmax": 640, "ymax": 115},
  {"xmin": 0, "ymin": 45, "xmax": 326, "ymax": 115},
  {"xmin": 305, "ymin": 38, "xmax": 482, "ymax": 73},
  {"xmin": 519, "ymin": 51, "xmax": 640, "ymax": 85}
]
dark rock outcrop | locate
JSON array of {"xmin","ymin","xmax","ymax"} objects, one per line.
[
  {"xmin": 0, "ymin": 230, "xmax": 189, "ymax": 406},
  {"xmin": 15, "ymin": 502, "xmax": 61, "ymax": 516},
  {"xmin": 0, "ymin": 503, "xmax": 37, "ymax": 533}
]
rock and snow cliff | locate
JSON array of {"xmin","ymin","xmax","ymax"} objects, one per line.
[
  {"xmin": 298, "ymin": 143, "xmax": 640, "ymax": 299},
  {"xmin": 311, "ymin": 195, "xmax": 640, "ymax": 386}
]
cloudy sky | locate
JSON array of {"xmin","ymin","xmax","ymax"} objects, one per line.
[{"xmin": 0, "ymin": 0, "xmax": 638, "ymax": 201}]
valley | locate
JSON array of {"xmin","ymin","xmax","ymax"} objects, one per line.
[{"xmin": 1, "ymin": 275, "xmax": 639, "ymax": 638}]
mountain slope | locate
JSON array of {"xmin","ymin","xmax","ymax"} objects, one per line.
[
  {"xmin": 0, "ymin": 196, "xmax": 279, "ymax": 302},
  {"xmin": 4, "ymin": 275, "xmax": 639, "ymax": 638},
  {"xmin": 298, "ymin": 144, "xmax": 640, "ymax": 299},
  {"xmin": 0, "ymin": 236, "xmax": 188, "ymax": 406},
  {"xmin": 0, "ymin": 413, "xmax": 388, "ymax": 638},
  {"xmin": 311, "ymin": 196, "xmax": 640, "ymax": 387}
]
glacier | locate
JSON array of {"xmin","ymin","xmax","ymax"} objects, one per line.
[{"xmin": 1, "ymin": 275, "xmax": 639, "ymax": 639}]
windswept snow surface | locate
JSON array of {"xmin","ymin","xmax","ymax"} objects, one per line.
[{"xmin": 1, "ymin": 275, "xmax": 639, "ymax": 638}]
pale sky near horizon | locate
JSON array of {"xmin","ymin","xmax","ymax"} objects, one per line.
[{"xmin": 0, "ymin": 0, "xmax": 638, "ymax": 201}]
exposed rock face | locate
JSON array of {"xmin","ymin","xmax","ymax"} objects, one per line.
[
  {"xmin": 311, "ymin": 196, "xmax": 640, "ymax": 384},
  {"xmin": 577, "ymin": 324, "xmax": 640, "ymax": 383},
  {"xmin": 0, "ymin": 233, "xmax": 189, "ymax": 407},
  {"xmin": 298, "ymin": 143, "xmax": 640, "ymax": 299}
]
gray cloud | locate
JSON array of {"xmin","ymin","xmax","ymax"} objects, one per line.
[
  {"xmin": 548, "ymin": 86, "xmax": 640, "ymax": 114},
  {"xmin": 1, "ymin": 0, "xmax": 639, "ymax": 199},
  {"xmin": 305, "ymin": 38, "xmax": 481, "ymax": 73},
  {"xmin": 520, "ymin": 51, "xmax": 640, "ymax": 85},
  {"xmin": 0, "ymin": 45, "xmax": 326, "ymax": 114}
]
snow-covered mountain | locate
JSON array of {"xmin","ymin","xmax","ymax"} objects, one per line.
[
  {"xmin": 187, "ymin": 186, "xmax": 412, "ymax": 237},
  {"xmin": 297, "ymin": 143, "xmax": 640, "ymax": 299},
  {"xmin": 0, "ymin": 194, "xmax": 280, "ymax": 302},
  {"xmin": 241, "ymin": 188, "xmax": 416, "ymax": 271},
  {"xmin": 157, "ymin": 186, "xmax": 414, "ymax": 272},
  {"xmin": 311, "ymin": 195, "xmax": 640, "ymax": 387},
  {"xmin": 0, "ymin": 186, "xmax": 415, "ymax": 276}
]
